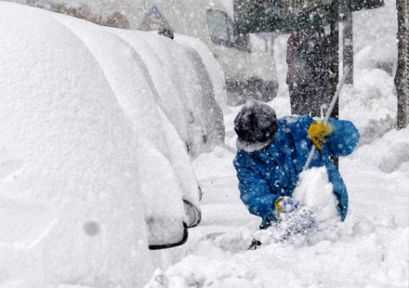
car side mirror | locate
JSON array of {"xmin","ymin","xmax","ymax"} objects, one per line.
[
  {"xmin": 148, "ymin": 219, "xmax": 188, "ymax": 250},
  {"xmin": 184, "ymin": 199, "xmax": 201, "ymax": 228},
  {"xmin": 147, "ymin": 199, "xmax": 201, "ymax": 250}
]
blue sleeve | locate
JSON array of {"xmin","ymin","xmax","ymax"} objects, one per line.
[
  {"xmin": 325, "ymin": 119, "xmax": 360, "ymax": 157},
  {"xmin": 233, "ymin": 154, "xmax": 278, "ymax": 222}
]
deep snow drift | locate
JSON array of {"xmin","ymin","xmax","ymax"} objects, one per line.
[
  {"xmin": 0, "ymin": 4, "xmax": 152, "ymax": 287},
  {"xmin": 146, "ymin": 0, "xmax": 409, "ymax": 287}
]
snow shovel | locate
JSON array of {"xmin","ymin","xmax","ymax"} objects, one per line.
[
  {"xmin": 303, "ymin": 66, "xmax": 351, "ymax": 171},
  {"xmin": 263, "ymin": 66, "xmax": 353, "ymax": 241}
]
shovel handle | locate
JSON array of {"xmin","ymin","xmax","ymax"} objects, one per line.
[{"xmin": 303, "ymin": 66, "xmax": 351, "ymax": 171}]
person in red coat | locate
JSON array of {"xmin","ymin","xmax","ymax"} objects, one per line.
[{"xmin": 286, "ymin": 27, "xmax": 331, "ymax": 116}]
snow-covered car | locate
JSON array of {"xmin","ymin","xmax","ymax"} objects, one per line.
[{"xmin": 0, "ymin": 2, "xmax": 224, "ymax": 287}]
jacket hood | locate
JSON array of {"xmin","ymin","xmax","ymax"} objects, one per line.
[{"xmin": 236, "ymin": 137, "xmax": 274, "ymax": 153}]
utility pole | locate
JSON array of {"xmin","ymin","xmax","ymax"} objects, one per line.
[
  {"xmin": 327, "ymin": 0, "xmax": 340, "ymax": 168},
  {"xmin": 328, "ymin": 0, "xmax": 340, "ymax": 119},
  {"xmin": 395, "ymin": 0, "xmax": 409, "ymax": 129},
  {"xmin": 343, "ymin": 11, "xmax": 353, "ymax": 85}
]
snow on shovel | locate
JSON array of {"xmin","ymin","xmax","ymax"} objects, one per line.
[
  {"xmin": 292, "ymin": 66, "xmax": 352, "ymax": 226},
  {"xmin": 303, "ymin": 65, "xmax": 351, "ymax": 171}
]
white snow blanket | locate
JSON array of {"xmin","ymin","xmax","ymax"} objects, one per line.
[
  {"xmin": 293, "ymin": 167, "xmax": 338, "ymax": 224},
  {"xmin": 0, "ymin": 3, "xmax": 152, "ymax": 287}
]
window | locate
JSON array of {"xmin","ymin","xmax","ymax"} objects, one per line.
[
  {"xmin": 206, "ymin": 9, "xmax": 251, "ymax": 52},
  {"xmin": 206, "ymin": 9, "xmax": 234, "ymax": 44}
]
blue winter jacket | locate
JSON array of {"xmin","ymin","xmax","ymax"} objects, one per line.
[{"xmin": 233, "ymin": 116, "xmax": 360, "ymax": 228}]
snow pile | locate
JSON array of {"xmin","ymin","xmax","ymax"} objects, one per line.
[
  {"xmin": 354, "ymin": 0, "xmax": 397, "ymax": 74},
  {"xmin": 340, "ymin": 69, "xmax": 397, "ymax": 144},
  {"xmin": 147, "ymin": 219, "xmax": 408, "ymax": 288},
  {"xmin": 0, "ymin": 3, "xmax": 153, "ymax": 287},
  {"xmin": 351, "ymin": 126, "xmax": 409, "ymax": 174},
  {"xmin": 293, "ymin": 167, "xmax": 338, "ymax": 223}
]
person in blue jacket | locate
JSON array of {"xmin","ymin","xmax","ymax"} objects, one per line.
[{"xmin": 233, "ymin": 101, "xmax": 360, "ymax": 229}]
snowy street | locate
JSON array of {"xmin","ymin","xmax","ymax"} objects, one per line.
[
  {"xmin": 0, "ymin": 0, "xmax": 408, "ymax": 287},
  {"xmin": 145, "ymin": 2, "xmax": 409, "ymax": 284},
  {"xmin": 146, "ymin": 98, "xmax": 409, "ymax": 288}
]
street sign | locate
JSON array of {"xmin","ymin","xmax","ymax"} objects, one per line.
[{"xmin": 234, "ymin": 0, "xmax": 384, "ymax": 34}]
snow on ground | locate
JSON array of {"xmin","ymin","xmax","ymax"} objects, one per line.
[
  {"xmin": 146, "ymin": 0, "xmax": 408, "ymax": 287},
  {"xmin": 0, "ymin": 1, "xmax": 407, "ymax": 287},
  {"xmin": 147, "ymin": 115, "xmax": 409, "ymax": 288}
]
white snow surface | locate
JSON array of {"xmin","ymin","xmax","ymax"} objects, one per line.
[
  {"xmin": 0, "ymin": 3, "xmax": 153, "ymax": 287},
  {"xmin": 293, "ymin": 167, "xmax": 338, "ymax": 223},
  {"xmin": 0, "ymin": 1, "xmax": 407, "ymax": 288},
  {"xmin": 146, "ymin": 0, "xmax": 409, "ymax": 287}
]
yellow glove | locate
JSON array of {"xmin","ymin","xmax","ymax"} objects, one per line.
[
  {"xmin": 274, "ymin": 196, "xmax": 299, "ymax": 218},
  {"xmin": 307, "ymin": 120, "xmax": 333, "ymax": 150}
]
